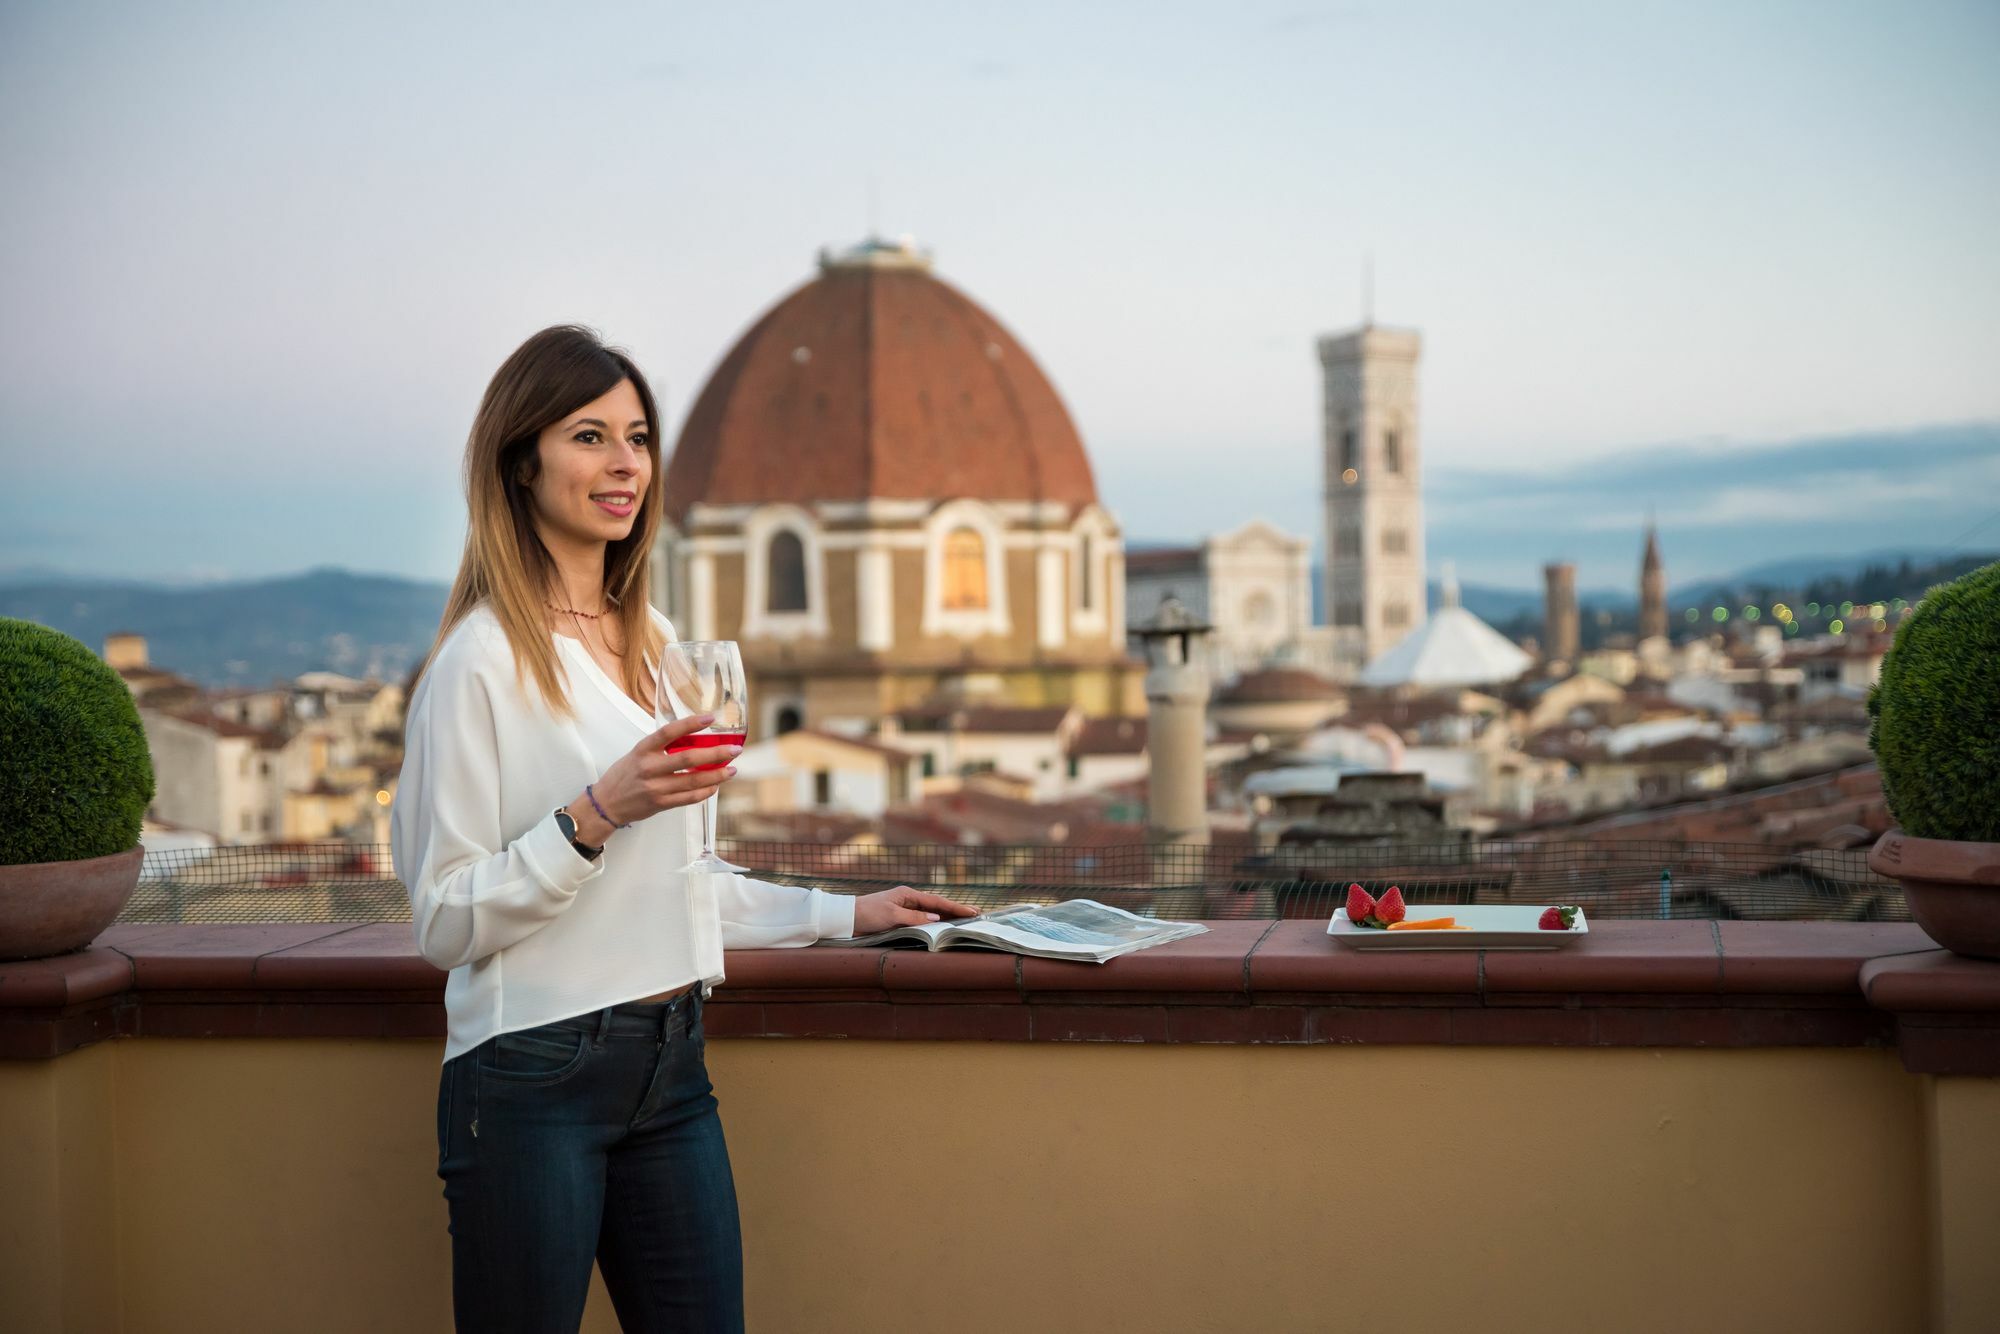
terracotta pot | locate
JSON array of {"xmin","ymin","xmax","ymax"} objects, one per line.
[
  {"xmin": 0, "ymin": 845, "xmax": 145, "ymax": 961},
  {"xmin": 1869, "ymin": 830, "xmax": 2000, "ymax": 961}
]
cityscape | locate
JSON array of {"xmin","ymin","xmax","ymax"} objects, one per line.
[{"xmin": 61, "ymin": 232, "xmax": 1985, "ymax": 920}]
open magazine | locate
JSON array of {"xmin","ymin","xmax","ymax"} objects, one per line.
[{"xmin": 817, "ymin": 898, "xmax": 1208, "ymax": 963}]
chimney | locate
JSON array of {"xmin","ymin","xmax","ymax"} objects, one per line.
[
  {"xmin": 1542, "ymin": 563, "xmax": 1579, "ymax": 667},
  {"xmin": 1130, "ymin": 597, "xmax": 1213, "ymax": 847},
  {"xmin": 103, "ymin": 632, "xmax": 149, "ymax": 672}
]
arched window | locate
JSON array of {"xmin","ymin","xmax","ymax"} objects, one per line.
[
  {"xmin": 767, "ymin": 531, "xmax": 806, "ymax": 612},
  {"xmin": 1079, "ymin": 533, "xmax": 1094, "ymax": 610},
  {"xmin": 1339, "ymin": 424, "xmax": 1358, "ymax": 473},
  {"xmin": 943, "ymin": 527, "xmax": 988, "ymax": 610},
  {"xmin": 775, "ymin": 705, "xmax": 802, "ymax": 735},
  {"xmin": 1384, "ymin": 426, "xmax": 1403, "ymax": 475}
]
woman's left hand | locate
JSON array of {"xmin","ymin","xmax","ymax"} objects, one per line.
[{"xmin": 851, "ymin": 885, "xmax": 981, "ymax": 936}]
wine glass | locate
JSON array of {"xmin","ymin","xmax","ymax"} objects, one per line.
[{"xmin": 656, "ymin": 639, "xmax": 749, "ymax": 875}]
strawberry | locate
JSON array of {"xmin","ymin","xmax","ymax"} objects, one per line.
[
  {"xmin": 1345, "ymin": 884, "xmax": 1377, "ymax": 926},
  {"xmin": 1538, "ymin": 905, "xmax": 1579, "ymax": 931},
  {"xmin": 1374, "ymin": 886, "xmax": 1407, "ymax": 926}
]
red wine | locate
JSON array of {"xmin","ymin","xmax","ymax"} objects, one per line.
[{"xmin": 665, "ymin": 730, "xmax": 746, "ymax": 771}]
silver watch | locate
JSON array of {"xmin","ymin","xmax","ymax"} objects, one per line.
[{"xmin": 553, "ymin": 806, "xmax": 602, "ymax": 860}]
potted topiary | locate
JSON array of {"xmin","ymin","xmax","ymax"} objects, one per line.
[
  {"xmin": 1867, "ymin": 561, "xmax": 2000, "ymax": 960},
  {"xmin": 0, "ymin": 617, "xmax": 157, "ymax": 960}
]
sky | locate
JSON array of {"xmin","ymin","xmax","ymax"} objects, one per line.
[{"xmin": 2, "ymin": 0, "xmax": 1996, "ymax": 591}]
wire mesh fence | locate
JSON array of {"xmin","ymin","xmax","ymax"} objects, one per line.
[{"xmin": 121, "ymin": 838, "xmax": 1908, "ymax": 925}]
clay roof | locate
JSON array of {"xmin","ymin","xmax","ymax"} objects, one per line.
[
  {"xmin": 788, "ymin": 728, "xmax": 920, "ymax": 760},
  {"xmin": 1512, "ymin": 762, "xmax": 1887, "ymax": 847},
  {"xmin": 1216, "ymin": 668, "xmax": 1344, "ymax": 704},
  {"xmin": 896, "ymin": 705, "xmax": 1073, "ymax": 734},
  {"xmin": 732, "ymin": 810, "xmax": 877, "ymax": 844},
  {"xmin": 878, "ymin": 809, "xmax": 973, "ymax": 844},
  {"xmin": 1340, "ymin": 693, "xmax": 1464, "ymax": 730},
  {"xmin": 1124, "ymin": 547, "xmax": 1202, "ymax": 576},
  {"xmin": 1069, "ymin": 716, "xmax": 1148, "ymax": 756},
  {"xmin": 160, "ymin": 707, "xmax": 288, "ymax": 749},
  {"xmin": 663, "ymin": 253, "xmax": 1099, "ymax": 525},
  {"xmin": 909, "ymin": 787, "xmax": 1082, "ymax": 843},
  {"xmin": 1616, "ymin": 735, "xmax": 1736, "ymax": 766}
]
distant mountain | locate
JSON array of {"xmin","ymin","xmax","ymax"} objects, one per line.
[
  {"xmin": 0, "ymin": 567, "xmax": 450, "ymax": 688},
  {"xmin": 1668, "ymin": 547, "xmax": 1965, "ymax": 606},
  {"xmin": 1310, "ymin": 548, "xmax": 1990, "ymax": 647},
  {"xmin": 1305, "ymin": 570, "xmax": 1630, "ymax": 625},
  {"xmin": 10, "ymin": 546, "xmax": 1994, "ymax": 691}
]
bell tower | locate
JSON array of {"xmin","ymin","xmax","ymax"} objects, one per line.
[{"xmin": 1319, "ymin": 324, "xmax": 1425, "ymax": 669}]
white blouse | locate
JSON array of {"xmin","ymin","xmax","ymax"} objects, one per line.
[{"xmin": 390, "ymin": 600, "xmax": 856, "ymax": 1063}]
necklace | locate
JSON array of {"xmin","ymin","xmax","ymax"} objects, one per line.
[
  {"xmin": 548, "ymin": 599, "xmax": 651, "ymax": 710},
  {"xmin": 548, "ymin": 597, "xmax": 630, "ymax": 668},
  {"xmin": 545, "ymin": 588, "xmax": 622, "ymax": 619}
]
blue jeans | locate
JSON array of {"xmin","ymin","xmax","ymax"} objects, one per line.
[{"xmin": 436, "ymin": 991, "xmax": 744, "ymax": 1332}]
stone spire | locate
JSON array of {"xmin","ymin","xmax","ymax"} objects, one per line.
[{"xmin": 1639, "ymin": 523, "xmax": 1668, "ymax": 641}]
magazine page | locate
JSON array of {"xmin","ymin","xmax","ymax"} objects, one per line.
[
  {"xmin": 943, "ymin": 899, "xmax": 1207, "ymax": 960},
  {"xmin": 821, "ymin": 899, "xmax": 1207, "ymax": 960},
  {"xmin": 831, "ymin": 902, "xmax": 1041, "ymax": 949}
]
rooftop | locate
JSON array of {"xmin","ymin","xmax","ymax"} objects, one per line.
[{"xmin": 4, "ymin": 838, "xmax": 1996, "ymax": 1330}]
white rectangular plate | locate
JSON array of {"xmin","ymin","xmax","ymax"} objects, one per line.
[{"xmin": 1326, "ymin": 903, "xmax": 1590, "ymax": 950}]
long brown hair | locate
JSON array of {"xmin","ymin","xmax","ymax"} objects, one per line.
[{"xmin": 414, "ymin": 325, "xmax": 667, "ymax": 720}]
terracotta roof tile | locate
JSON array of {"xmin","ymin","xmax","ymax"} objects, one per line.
[
  {"xmin": 160, "ymin": 707, "xmax": 288, "ymax": 750},
  {"xmin": 1217, "ymin": 668, "xmax": 1344, "ymax": 704},
  {"xmin": 1124, "ymin": 547, "xmax": 1202, "ymax": 575},
  {"xmin": 789, "ymin": 728, "xmax": 921, "ymax": 760},
  {"xmin": 1069, "ymin": 716, "xmax": 1148, "ymax": 756},
  {"xmin": 897, "ymin": 704, "xmax": 1073, "ymax": 734}
]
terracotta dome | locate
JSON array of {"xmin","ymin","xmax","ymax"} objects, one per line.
[{"xmin": 663, "ymin": 239, "xmax": 1100, "ymax": 526}]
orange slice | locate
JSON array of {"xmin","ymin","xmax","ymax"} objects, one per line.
[{"xmin": 1387, "ymin": 917, "xmax": 1458, "ymax": 931}]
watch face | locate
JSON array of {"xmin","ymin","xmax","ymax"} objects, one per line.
[{"xmin": 555, "ymin": 808, "xmax": 577, "ymax": 839}]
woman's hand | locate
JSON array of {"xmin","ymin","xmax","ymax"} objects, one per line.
[
  {"xmin": 851, "ymin": 885, "xmax": 981, "ymax": 936},
  {"xmin": 586, "ymin": 713, "xmax": 742, "ymax": 833}
]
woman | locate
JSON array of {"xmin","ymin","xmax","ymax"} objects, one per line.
[{"xmin": 390, "ymin": 324, "xmax": 975, "ymax": 1333}]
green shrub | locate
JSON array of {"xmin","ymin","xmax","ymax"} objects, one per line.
[
  {"xmin": 1868, "ymin": 561, "xmax": 2000, "ymax": 842},
  {"xmin": 0, "ymin": 617, "xmax": 156, "ymax": 865}
]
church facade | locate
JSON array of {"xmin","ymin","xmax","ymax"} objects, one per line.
[
  {"xmin": 650, "ymin": 238, "xmax": 1145, "ymax": 737},
  {"xmin": 1124, "ymin": 519, "xmax": 1314, "ymax": 685}
]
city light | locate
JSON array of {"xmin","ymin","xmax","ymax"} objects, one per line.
[
  {"xmin": 1712, "ymin": 607, "xmax": 1729, "ymax": 622},
  {"xmin": 1830, "ymin": 618, "xmax": 1845, "ymax": 634},
  {"xmin": 1807, "ymin": 602, "xmax": 1820, "ymax": 615},
  {"xmin": 1685, "ymin": 608, "xmax": 1699, "ymax": 622},
  {"xmin": 1840, "ymin": 601, "xmax": 1854, "ymax": 615},
  {"xmin": 1744, "ymin": 606, "xmax": 1760, "ymax": 621}
]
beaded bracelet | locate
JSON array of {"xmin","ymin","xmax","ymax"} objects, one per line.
[{"xmin": 585, "ymin": 783, "xmax": 630, "ymax": 830}]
